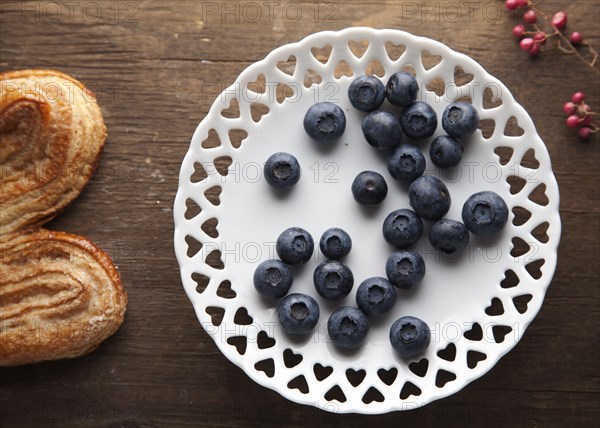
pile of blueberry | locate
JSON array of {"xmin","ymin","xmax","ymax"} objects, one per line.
[{"xmin": 257, "ymin": 72, "xmax": 509, "ymax": 358}]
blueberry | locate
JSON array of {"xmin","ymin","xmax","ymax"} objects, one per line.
[
  {"xmin": 263, "ymin": 152, "xmax": 301, "ymax": 188},
  {"xmin": 385, "ymin": 250, "xmax": 426, "ymax": 289},
  {"xmin": 277, "ymin": 293, "xmax": 320, "ymax": 335},
  {"xmin": 276, "ymin": 227, "xmax": 314, "ymax": 265},
  {"xmin": 382, "ymin": 209, "xmax": 423, "ymax": 248},
  {"xmin": 429, "ymin": 218, "xmax": 470, "ymax": 254},
  {"xmin": 303, "ymin": 102, "xmax": 346, "ymax": 142},
  {"xmin": 351, "ymin": 171, "xmax": 388, "ymax": 205},
  {"xmin": 386, "ymin": 72, "xmax": 419, "ymax": 107},
  {"xmin": 408, "ymin": 175, "xmax": 451, "ymax": 221},
  {"xmin": 441, "ymin": 102, "xmax": 479, "ymax": 139},
  {"xmin": 399, "ymin": 101, "xmax": 438, "ymax": 139},
  {"xmin": 389, "ymin": 316, "xmax": 431, "ymax": 358},
  {"xmin": 429, "ymin": 135, "xmax": 463, "ymax": 168},
  {"xmin": 461, "ymin": 191, "xmax": 509, "ymax": 236},
  {"xmin": 361, "ymin": 111, "xmax": 402, "ymax": 151},
  {"xmin": 319, "ymin": 227, "xmax": 352, "ymax": 260},
  {"xmin": 348, "ymin": 75, "xmax": 386, "ymax": 112},
  {"xmin": 356, "ymin": 277, "xmax": 397, "ymax": 316},
  {"xmin": 253, "ymin": 259, "xmax": 293, "ymax": 298},
  {"xmin": 327, "ymin": 306, "xmax": 369, "ymax": 349},
  {"xmin": 387, "ymin": 144, "xmax": 426, "ymax": 182},
  {"xmin": 313, "ymin": 260, "xmax": 354, "ymax": 300}
]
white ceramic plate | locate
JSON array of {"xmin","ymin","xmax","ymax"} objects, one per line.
[{"xmin": 173, "ymin": 27, "xmax": 560, "ymax": 414}]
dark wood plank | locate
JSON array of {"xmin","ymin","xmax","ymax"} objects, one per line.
[{"xmin": 1, "ymin": 1, "xmax": 599, "ymax": 427}]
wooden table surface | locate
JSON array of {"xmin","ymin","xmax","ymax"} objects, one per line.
[{"xmin": 1, "ymin": 1, "xmax": 599, "ymax": 427}]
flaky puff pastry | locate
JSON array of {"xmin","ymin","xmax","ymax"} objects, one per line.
[
  {"xmin": 0, "ymin": 229, "xmax": 127, "ymax": 366},
  {"xmin": 0, "ymin": 70, "xmax": 126, "ymax": 366},
  {"xmin": 0, "ymin": 69, "xmax": 106, "ymax": 236}
]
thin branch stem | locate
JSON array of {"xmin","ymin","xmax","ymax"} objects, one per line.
[{"xmin": 527, "ymin": 1, "xmax": 599, "ymax": 74}]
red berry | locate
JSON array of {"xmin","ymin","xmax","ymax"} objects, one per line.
[
  {"xmin": 570, "ymin": 32, "xmax": 583, "ymax": 45},
  {"xmin": 534, "ymin": 32, "xmax": 546, "ymax": 44},
  {"xmin": 566, "ymin": 115, "xmax": 580, "ymax": 128},
  {"xmin": 516, "ymin": 0, "xmax": 529, "ymax": 7},
  {"xmin": 523, "ymin": 10, "xmax": 537, "ymax": 24},
  {"xmin": 563, "ymin": 102, "xmax": 576, "ymax": 115},
  {"xmin": 583, "ymin": 104, "xmax": 591, "ymax": 112},
  {"xmin": 520, "ymin": 38, "xmax": 534, "ymax": 51},
  {"xmin": 552, "ymin": 11, "xmax": 567, "ymax": 29},
  {"xmin": 529, "ymin": 44, "xmax": 541, "ymax": 56},
  {"xmin": 581, "ymin": 115, "xmax": 592, "ymax": 126},
  {"xmin": 513, "ymin": 24, "xmax": 526, "ymax": 38},
  {"xmin": 505, "ymin": 0, "xmax": 518, "ymax": 11},
  {"xmin": 579, "ymin": 127, "xmax": 591, "ymax": 139},
  {"xmin": 572, "ymin": 92, "xmax": 585, "ymax": 104}
]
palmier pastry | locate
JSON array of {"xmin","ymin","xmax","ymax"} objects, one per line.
[
  {"xmin": 0, "ymin": 70, "xmax": 127, "ymax": 366},
  {"xmin": 1, "ymin": 69, "xmax": 106, "ymax": 235},
  {"xmin": 0, "ymin": 229, "xmax": 127, "ymax": 366}
]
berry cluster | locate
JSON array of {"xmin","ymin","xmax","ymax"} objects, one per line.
[
  {"xmin": 256, "ymin": 225, "xmax": 433, "ymax": 356},
  {"xmin": 255, "ymin": 71, "xmax": 511, "ymax": 358},
  {"xmin": 564, "ymin": 92, "xmax": 598, "ymax": 139},
  {"xmin": 506, "ymin": 0, "xmax": 598, "ymax": 67}
]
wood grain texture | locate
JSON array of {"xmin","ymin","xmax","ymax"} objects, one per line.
[{"xmin": 1, "ymin": 0, "xmax": 599, "ymax": 426}]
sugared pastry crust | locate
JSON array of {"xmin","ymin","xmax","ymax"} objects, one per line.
[
  {"xmin": 0, "ymin": 229, "xmax": 127, "ymax": 366},
  {"xmin": 0, "ymin": 69, "xmax": 107, "ymax": 236}
]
